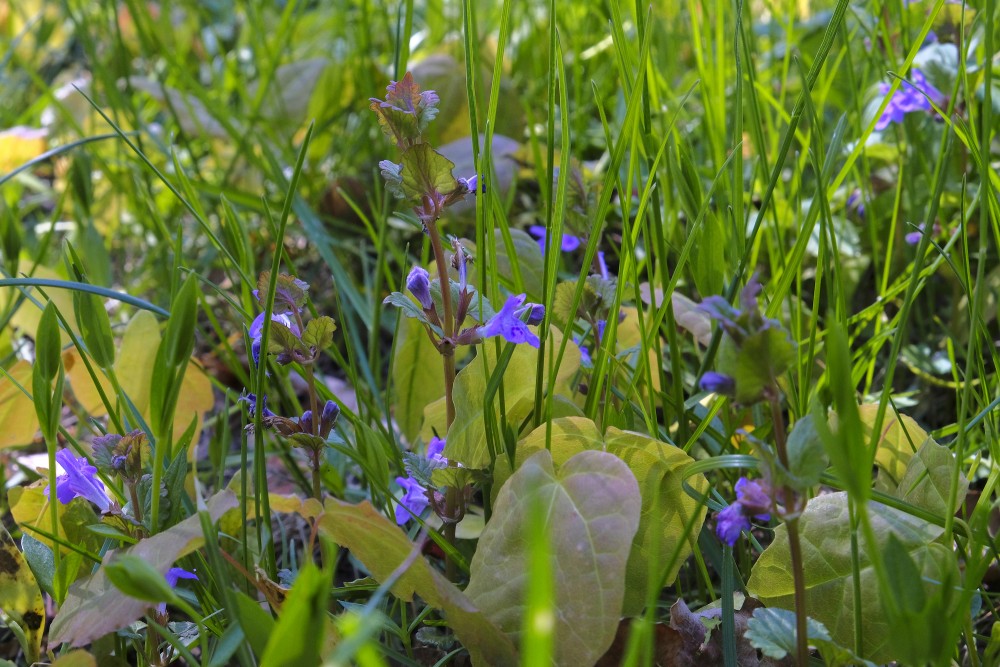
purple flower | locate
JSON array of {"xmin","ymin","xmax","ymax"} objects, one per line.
[
  {"xmin": 847, "ymin": 189, "xmax": 866, "ymax": 218},
  {"xmin": 394, "ymin": 476, "xmax": 430, "ymax": 525},
  {"xmin": 319, "ymin": 400, "xmax": 340, "ymax": 438},
  {"xmin": 46, "ymin": 449, "xmax": 112, "ymax": 513},
  {"xmin": 248, "ymin": 311, "xmax": 301, "ymax": 365},
  {"xmin": 875, "ymin": 68, "xmax": 944, "ymax": 131},
  {"xmin": 406, "ymin": 266, "xmax": 434, "ymax": 310},
  {"xmin": 716, "ymin": 503, "xmax": 751, "ymax": 546},
  {"xmin": 459, "ymin": 174, "xmax": 481, "ymax": 194},
  {"xmin": 427, "ymin": 436, "xmax": 447, "ymax": 464},
  {"xmin": 165, "ymin": 567, "xmax": 198, "ymax": 588},
  {"xmin": 904, "ymin": 221, "xmax": 941, "ymax": 245},
  {"xmin": 575, "ymin": 319, "xmax": 607, "ymax": 366},
  {"xmin": 699, "ymin": 371, "xmax": 735, "ymax": 395},
  {"xmin": 479, "ymin": 294, "xmax": 541, "ymax": 348},
  {"xmin": 715, "ymin": 476, "xmax": 772, "ymax": 546},
  {"xmin": 516, "ymin": 302, "xmax": 545, "ymax": 326},
  {"xmin": 528, "ymin": 226, "xmax": 581, "ymax": 254},
  {"xmin": 597, "ymin": 251, "xmax": 609, "ymax": 280},
  {"xmin": 735, "ymin": 477, "xmax": 772, "ymax": 519},
  {"xmin": 238, "ymin": 392, "xmax": 275, "ymax": 419},
  {"xmin": 157, "ymin": 568, "xmax": 198, "ymax": 614},
  {"xmin": 395, "ymin": 437, "xmax": 448, "ymax": 525}
]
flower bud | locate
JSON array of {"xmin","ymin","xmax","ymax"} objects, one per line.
[
  {"xmin": 299, "ymin": 410, "xmax": 314, "ymax": 435},
  {"xmin": 699, "ymin": 371, "xmax": 736, "ymax": 395},
  {"xmin": 406, "ymin": 266, "xmax": 434, "ymax": 310},
  {"xmin": 320, "ymin": 400, "xmax": 340, "ymax": 437}
]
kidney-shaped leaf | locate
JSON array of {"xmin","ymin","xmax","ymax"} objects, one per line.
[
  {"xmin": 490, "ymin": 416, "xmax": 605, "ymax": 506},
  {"xmin": 604, "ymin": 429, "xmax": 708, "ymax": 616},
  {"xmin": 317, "ymin": 498, "xmax": 517, "ymax": 666},
  {"xmin": 858, "ymin": 405, "xmax": 928, "ymax": 494},
  {"xmin": 49, "ymin": 491, "xmax": 237, "ymax": 647},
  {"xmin": 894, "ymin": 436, "xmax": 968, "ymax": 518},
  {"xmin": 747, "ymin": 492, "xmax": 949, "ymax": 663},
  {"xmin": 465, "ymin": 450, "xmax": 641, "ymax": 666}
]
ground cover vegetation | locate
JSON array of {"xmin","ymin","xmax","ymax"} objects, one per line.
[{"xmin": 0, "ymin": 0, "xmax": 998, "ymax": 664}]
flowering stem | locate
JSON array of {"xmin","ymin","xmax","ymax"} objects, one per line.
[
  {"xmin": 768, "ymin": 389, "xmax": 808, "ymax": 666},
  {"xmin": 424, "ymin": 212, "xmax": 461, "ymax": 580},
  {"xmin": 425, "ymin": 217, "xmax": 456, "ymax": 425},
  {"xmin": 129, "ymin": 482, "xmax": 143, "ymax": 524},
  {"xmin": 311, "ymin": 450, "xmax": 323, "ymax": 501}
]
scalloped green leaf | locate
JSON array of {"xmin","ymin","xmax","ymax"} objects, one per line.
[
  {"xmin": 301, "ymin": 316, "xmax": 336, "ymax": 351},
  {"xmin": 464, "ymin": 450, "xmax": 641, "ymax": 665},
  {"xmin": 894, "ymin": 436, "xmax": 968, "ymax": 517},
  {"xmin": 604, "ymin": 428, "xmax": 709, "ymax": 615},
  {"xmin": 716, "ymin": 325, "xmax": 796, "ymax": 405},
  {"xmin": 399, "ymin": 143, "xmax": 459, "ymax": 204},
  {"xmin": 858, "ymin": 405, "xmax": 929, "ymax": 494},
  {"xmin": 747, "ymin": 492, "xmax": 950, "ymax": 663}
]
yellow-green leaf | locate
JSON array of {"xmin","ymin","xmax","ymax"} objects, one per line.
[
  {"xmin": 317, "ymin": 498, "xmax": 517, "ymax": 666},
  {"xmin": 605, "ymin": 428, "xmax": 708, "ymax": 615},
  {"xmin": 393, "ymin": 317, "xmax": 444, "ymax": 442},
  {"xmin": 747, "ymin": 492, "xmax": 949, "ymax": 663},
  {"xmin": 0, "ymin": 524, "xmax": 45, "ymax": 663},
  {"xmin": 0, "ymin": 361, "xmax": 39, "ymax": 448},
  {"xmin": 858, "ymin": 405, "xmax": 929, "ymax": 494},
  {"xmin": 49, "ymin": 491, "xmax": 237, "ymax": 648},
  {"xmin": 423, "ymin": 327, "xmax": 580, "ymax": 468}
]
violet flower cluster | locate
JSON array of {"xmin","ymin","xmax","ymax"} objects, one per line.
[
  {"xmin": 528, "ymin": 225, "xmax": 581, "ymax": 253},
  {"xmin": 716, "ymin": 476, "xmax": 772, "ymax": 546},
  {"xmin": 875, "ymin": 68, "xmax": 944, "ymax": 131},
  {"xmin": 46, "ymin": 448, "xmax": 114, "ymax": 514},
  {"xmin": 696, "ymin": 274, "xmax": 790, "ymax": 401},
  {"xmin": 395, "ymin": 437, "xmax": 447, "ymax": 525},
  {"xmin": 400, "ymin": 240, "xmax": 545, "ymax": 350}
]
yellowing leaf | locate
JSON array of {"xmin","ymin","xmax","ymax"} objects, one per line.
[
  {"xmin": 0, "ymin": 523, "xmax": 45, "ymax": 663},
  {"xmin": 50, "ymin": 650, "xmax": 97, "ymax": 667},
  {"xmin": 64, "ymin": 311, "xmax": 214, "ymax": 442},
  {"xmin": 3, "ymin": 261, "xmax": 78, "ymax": 345},
  {"xmin": 318, "ymin": 498, "xmax": 518, "ymax": 666},
  {"xmin": 8, "ymin": 481, "xmax": 103, "ymax": 555},
  {"xmin": 0, "ymin": 361, "xmax": 39, "ymax": 448},
  {"xmin": 49, "ymin": 491, "xmax": 237, "ymax": 648},
  {"xmin": 393, "ymin": 317, "xmax": 445, "ymax": 442}
]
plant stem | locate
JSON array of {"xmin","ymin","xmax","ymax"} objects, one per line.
[
  {"xmin": 769, "ymin": 390, "xmax": 808, "ymax": 666},
  {"xmin": 424, "ymin": 213, "xmax": 461, "ymax": 580},
  {"xmin": 425, "ymin": 217, "xmax": 456, "ymax": 424},
  {"xmin": 311, "ymin": 450, "xmax": 323, "ymax": 501},
  {"xmin": 129, "ymin": 482, "xmax": 144, "ymax": 524},
  {"xmin": 785, "ymin": 517, "xmax": 810, "ymax": 666}
]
